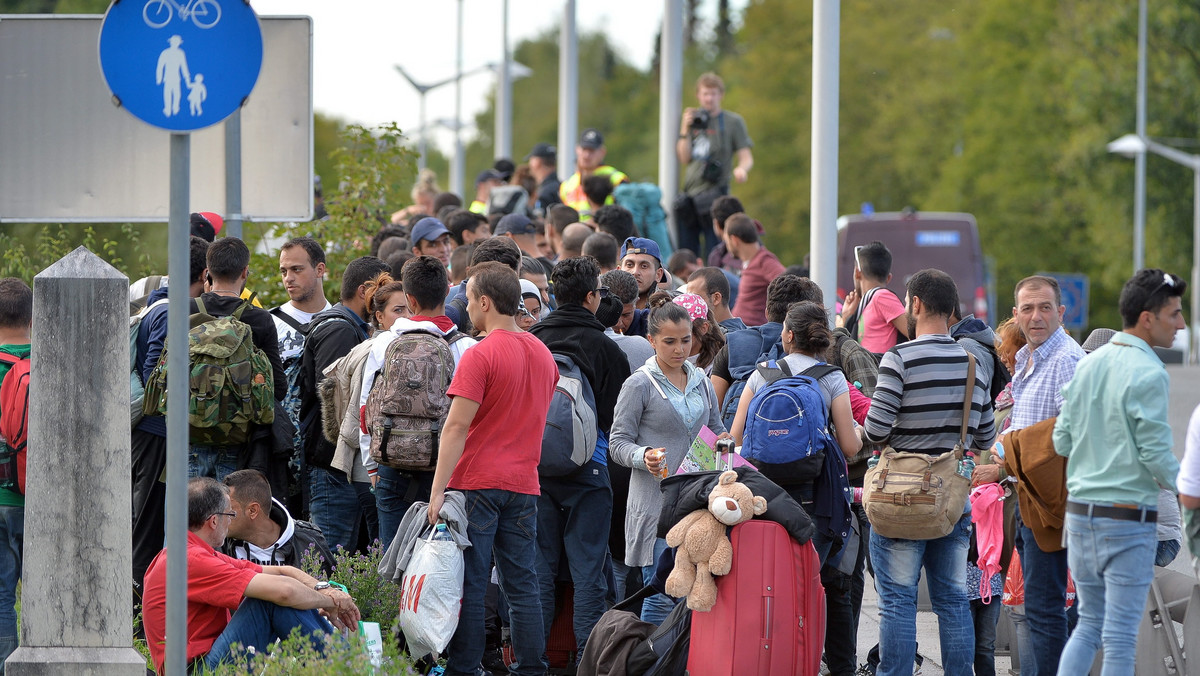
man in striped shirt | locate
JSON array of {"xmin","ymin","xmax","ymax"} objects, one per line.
[{"xmin": 865, "ymin": 269, "xmax": 996, "ymax": 676}]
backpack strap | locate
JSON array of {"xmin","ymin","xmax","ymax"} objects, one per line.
[
  {"xmin": 194, "ymin": 296, "xmax": 206, "ymax": 316},
  {"xmin": 959, "ymin": 354, "xmax": 976, "ymax": 452},
  {"xmin": 231, "ymin": 300, "xmax": 251, "ymax": 321},
  {"xmin": 755, "ymin": 358, "xmax": 791, "ymax": 386},
  {"xmin": 270, "ymin": 306, "xmax": 308, "ymax": 334},
  {"xmin": 800, "ymin": 363, "xmax": 842, "ymax": 381},
  {"xmin": 0, "ymin": 353, "xmax": 21, "ymax": 369}
]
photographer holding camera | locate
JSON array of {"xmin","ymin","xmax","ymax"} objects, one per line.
[{"xmin": 675, "ymin": 72, "xmax": 754, "ymax": 259}]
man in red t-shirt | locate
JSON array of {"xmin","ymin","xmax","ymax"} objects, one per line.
[
  {"xmin": 143, "ymin": 478, "xmax": 360, "ymax": 673},
  {"xmin": 427, "ymin": 262, "xmax": 559, "ymax": 676},
  {"xmin": 725, "ymin": 213, "xmax": 786, "ymax": 327},
  {"xmin": 836, "ymin": 240, "xmax": 909, "ymax": 353}
]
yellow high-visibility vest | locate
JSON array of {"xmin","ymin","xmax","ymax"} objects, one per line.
[{"xmin": 559, "ymin": 166, "xmax": 627, "ymax": 220}]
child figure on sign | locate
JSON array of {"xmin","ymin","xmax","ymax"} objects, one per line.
[{"xmin": 188, "ymin": 75, "xmax": 207, "ymax": 116}]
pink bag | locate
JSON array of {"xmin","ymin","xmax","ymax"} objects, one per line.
[{"xmin": 970, "ymin": 483, "xmax": 1005, "ymax": 603}]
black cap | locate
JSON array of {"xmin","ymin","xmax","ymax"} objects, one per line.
[
  {"xmin": 525, "ymin": 143, "xmax": 557, "ymax": 161},
  {"xmin": 493, "ymin": 158, "xmax": 515, "ymax": 181},
  {"xmin": 579, "ymin": 128, "xmax": 604, "ymax": 149}
]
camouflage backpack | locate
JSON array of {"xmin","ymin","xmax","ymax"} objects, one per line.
[
  {"xmin": 363, "ymin": 330, "xmax": 455, "ymax": 471},
  {"xmin": 142, "ymin": 298, "xmax": 275, "ymax": 446}
]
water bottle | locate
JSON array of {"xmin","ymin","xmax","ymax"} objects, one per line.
[
  {"xmin": 958, "ymin": 452, "xmax": 976, "ymax": 480},
  {"xmin": 431, "ymin": 523, "xmax": 453, "ymax": 542},
  {"xmin": 867, "ymin": 449, "xmax": 881, "ymax": 469}
]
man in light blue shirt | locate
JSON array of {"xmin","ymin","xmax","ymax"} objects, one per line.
[
  {"xmin": 1053, "ymin": 269, "xmax": 1186, "ymax": 675},
  {"xmin": 997, "ymin": 275, "xmax": 1085, "ymax": 676}
]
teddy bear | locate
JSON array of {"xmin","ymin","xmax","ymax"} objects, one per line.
[{"xmin": 664, "ymin": 470, "xmax": 768, "ymax": 611}]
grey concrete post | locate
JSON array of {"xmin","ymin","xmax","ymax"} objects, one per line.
[{"xmin": 7, "ymin": 247, "xmax": 144, "ymax": 675}]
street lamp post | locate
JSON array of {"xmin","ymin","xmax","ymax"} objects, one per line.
[
  {"xmin": 1109, "ymin": 133, "xmax": 1200, "ymax": 364},
  {"xmin": 394, "ymin": 67, "xmax": 463, "ymax": 172}
]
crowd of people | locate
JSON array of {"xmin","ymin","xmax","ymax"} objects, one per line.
[{"xmin": 0, "ymin": 71, "xmax": 1196, "ymax": 676}]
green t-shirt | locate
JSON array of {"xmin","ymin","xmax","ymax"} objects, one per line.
[
  {"xmin": 683, "ymin": 109, "xmax": 753, "ymax": 195},
  {"xmin": 0, "ymin": 344, "xmax": 30, "ymax": 507}
]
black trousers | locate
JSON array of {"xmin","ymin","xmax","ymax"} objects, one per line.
[{"xmin": 131, "ymin": 428, "xmax": 167, "ymax": 587}]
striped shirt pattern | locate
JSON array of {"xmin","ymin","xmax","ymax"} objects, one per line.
[{"xmin": 865, "ymin": 334, "xmax": 997, "ymax": 455}]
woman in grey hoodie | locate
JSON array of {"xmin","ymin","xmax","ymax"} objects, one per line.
[{"xmin": 610, "ymin": 293, "xmax": 729, "ymax": 625}]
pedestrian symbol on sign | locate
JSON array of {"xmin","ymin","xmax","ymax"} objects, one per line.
[{"xmin": 100, "ymin": 0, "xmax": 261, "ymax": 132}]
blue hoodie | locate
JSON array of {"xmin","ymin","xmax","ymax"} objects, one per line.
[{"xmin": 134, "ymin": 287, "xmax": 171, "ymax": 437}]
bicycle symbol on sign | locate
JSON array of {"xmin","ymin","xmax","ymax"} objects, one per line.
[{"xmin": 143, "ymin": 0, "xmax": 221, "ymax": 29}]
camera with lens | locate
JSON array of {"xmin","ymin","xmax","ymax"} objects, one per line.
[{"xmin": 690, "ymin": 108, "xmax": 710, "ymax": 130}]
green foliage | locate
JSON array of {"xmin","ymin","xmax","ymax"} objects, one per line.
[
  {"xmin": 248, "ymin": 123, "xmax": 416, "ymax": 308},
  {"xmin": 206, "ymin": 626, "xmax": 411, "ymax": 675},
  {"xmin": 729, "ymin": 0, "xmax": 1200, "ymax": 331},
  {"xmin": 329, "ymin": 542, "xmax": 404, "ymax": 632},
  {"xmin": 0, "ymin": 224, "xmax": 156, "ymax": 285},
  {"xmin": 303, "ymin": 541, "xmax": 403, "ymax": 632}
]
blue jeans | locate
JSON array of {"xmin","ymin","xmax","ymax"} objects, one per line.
[
  {"xmin": 1155, "ymin": 538, "xmax": 1181, "ymax": 567},
  {"xmin": 308, "ymin": 466, "xmax": 377, "ymax": 553},
  {"xmin": 1058, "ymin": 510, "xmax": 1156, "ymax": 676},
  {"xmin": 375, "ymin": 467, "xmax": 434, "ymax": 551},
  {"xmin": 188, "ymin": 445, "xmax": 239, "ymax": 481},
  {"xmin": 1007, "ymin": 604, "xmax": 1036, "ymax": 676},
  {"xmin": 1015, "ymin": 516, "xmax": 1070, "ymax": 676},
  {"xmin": 535, "ymin": 461, "xmax": 611, "ymax": 655},
  {"xmin": 204, "ymin": 598, "xmax": 333, "ymax": 669},
  {"xmin": 447, "ymin": 489, "xmax": 545, "ymax": 676},
  {"xmin": 870, "ymin": 513, "xmax": 974, "ymax": 676},
  {"xmin": 640, "ymin": 538, "xmax": 678, "ymax": 626},
  {"xmin": 0, "ymin": 505, "xmax": 23, "ymax": 675},
  {"xmin": 971, "ymin": 595, "xmax": 1002, "ymax": 676}
]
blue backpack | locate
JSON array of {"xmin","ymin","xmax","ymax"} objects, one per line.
[
  {"xmin": 613, "ymin": 183, "xmax": 673, "ymax": 258},
  {"xmin": 719, "ymin": 324, "xmax": 784, "ymax": 431},
  {"xmin": 741, "ymin": 360, "xmax": 841, "ymax": 486}
]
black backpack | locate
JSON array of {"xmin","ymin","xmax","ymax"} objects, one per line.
[{"xmin": 623, "ymin": 589, "xmax": 691, "ymax": 675}]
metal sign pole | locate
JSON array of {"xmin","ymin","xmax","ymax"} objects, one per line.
[
  {"xmin": 225, "ymin": 110, "xmax": 243, "ymax": 239},
  {"xmin": 165, "ymin": 132, "xmax": 191, "ymax": 676}
]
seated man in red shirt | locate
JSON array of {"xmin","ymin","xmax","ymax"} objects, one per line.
[
  {"xmin": 142, "ymin": 477, "xmax": 360, "ymax": 673},
  {"xmin": 427, "ymin": 262, "xmax": 560, "ymax": 676}
]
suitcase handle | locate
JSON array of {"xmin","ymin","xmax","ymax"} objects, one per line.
[{"xmin": 762, "ymin": 595, "xmax": 771, "ymax": 642}]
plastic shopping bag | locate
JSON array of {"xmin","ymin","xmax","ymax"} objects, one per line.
[
  {"xmin": 398, "ymin": 528, "xmax": 464, "ymax": 658},
  {"xmin": 359, "ymin": 621, "xmax": 383, "ymax": 667}
]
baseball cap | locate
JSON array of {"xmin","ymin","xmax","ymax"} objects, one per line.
[
  {"xmin": 494, "ymin": 213, "xmax": 538, "ymax": 236},
  {"xmin": 525, "ymin": 143, "xmax": 557, "ymax": 161},
  {"xmin": 189, "ymin": 212, "xmax": 224, "ymax": 242},
  {"xmin": 620, "ymin": 237, "xmax": 662, "ymax": 266},
  {"xmin": 410, "ymin": 217, "xmax": 450, "ymax": 243},
  {"xmin": 494, "ymin": 158, "xmax": 515, "ymax": 181},
  {"xmin": 579, "ymin": 128, "xmax": 604, "ymax": 149},
  {"xmin": 1081, "ymin": 328, "xmax": 1116, "ymax": 354},
  {"xmin": 475, "ymin": 169, "xmax": 504, "ymax": 185}
]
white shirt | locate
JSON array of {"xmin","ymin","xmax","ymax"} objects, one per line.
[
  {"xmin": 1178, "ymin": 403, "xmax": 1200, "ymax": 498},
  {"xmin": 272, "ymin": 300, "xmax": 331, "ymax": 362}
]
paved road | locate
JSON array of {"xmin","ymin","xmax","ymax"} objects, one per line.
[{"xmin": 852, "ymin": 365, "xmax": 1200, "ymax": 675}]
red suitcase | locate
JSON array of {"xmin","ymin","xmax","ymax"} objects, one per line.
[{"xmin": 686, "ymin": 519, "xmax": 826, "ymax": 676}]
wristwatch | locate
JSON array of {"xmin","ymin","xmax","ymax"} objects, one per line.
[{"xmin": 313, "ymin": 581, "xmax": 332, "ymax": 591}]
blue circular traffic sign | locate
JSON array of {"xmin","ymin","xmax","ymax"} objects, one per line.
[{"xmin": 98, "ymin": 0, "xmax": 263, "ymax": 132}]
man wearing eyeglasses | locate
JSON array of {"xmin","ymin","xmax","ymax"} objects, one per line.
[
  {"xmin": 142, "ymin": 477, "xmax": 360, "ymax": 673},
  {"xmin": 1052, "ymin": 269, "xmax": 1185, "ymax": 675},
  {"xmin": 530, "ymin": 255, "xmax": 632, "ymax": 658}
]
